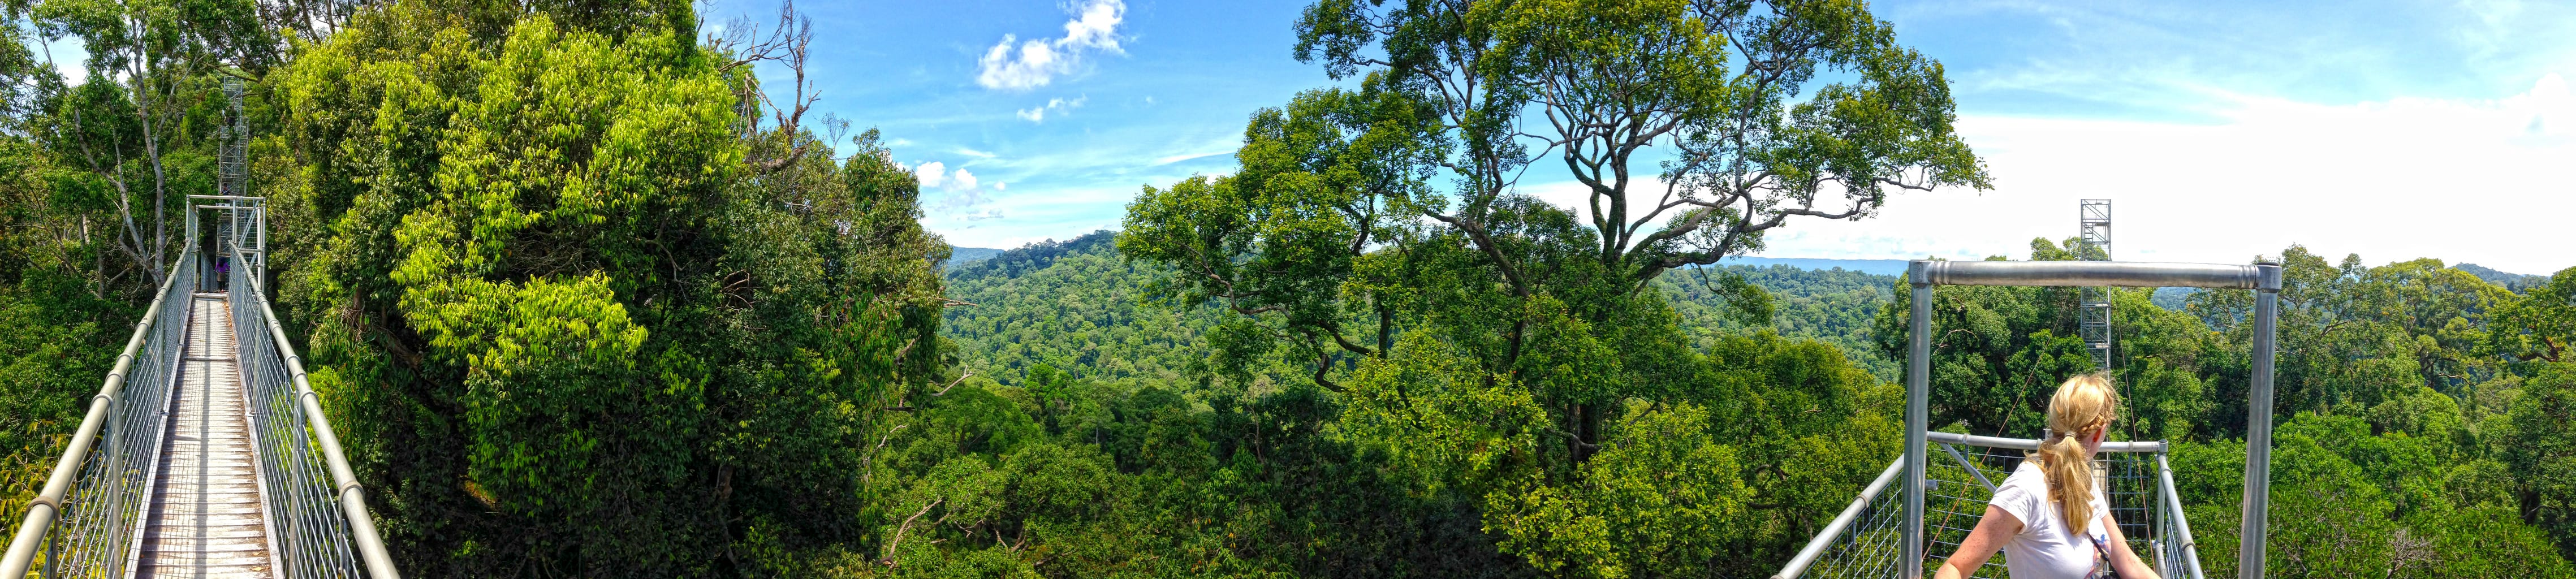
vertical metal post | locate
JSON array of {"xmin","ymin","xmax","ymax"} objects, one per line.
[
  {"xmin": 254, "ymin": 204, "xmax": 266, "ymax": 283},
  {"xmin": 185, "ymin": 207, "xmax": 197, "ymax": 292},
  {"xmin": 2237, "ymin": 262, "xmax": 2282, "ymax": 578},
  {"xmin": 1905, "ymin": 261, "xmax": 1932, "ymax": 577}
]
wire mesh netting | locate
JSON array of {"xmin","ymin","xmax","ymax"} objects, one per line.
[
  {"xmin": 37, "ymin": 249, "xmax": 195, "ymax": 578},
  {"xmin": 230, "ymin": 218, "xmax": 366, "ymax": 579},
  {"xmin": 1787, "ymin": 436, "xmax": 2202, "ymax": 579}
]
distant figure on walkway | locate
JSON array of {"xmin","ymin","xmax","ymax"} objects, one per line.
[
  {"xmin": 215, "ymin": 257, "xmax": 228, "ymax": 288},
  {"xmin": 1934, "ymin": 373, "xmax": 2161, "ymax": 579}
]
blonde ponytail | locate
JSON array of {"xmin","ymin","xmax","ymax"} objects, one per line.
[{"xmin": 2034, "ymin": 373, "xmax": 2117, "ymax": 534}]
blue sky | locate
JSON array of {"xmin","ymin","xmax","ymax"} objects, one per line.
[{"xmin": 682, "ymin": 1, "xmax": 2564, "ymax": 273}]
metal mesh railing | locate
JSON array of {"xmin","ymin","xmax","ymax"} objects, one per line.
[
  {"xmin": 1776, "ymin": 433, "xmax": 2203, "ymax": 579},
  {"xmin": 0, "ymin": 249, "xmax": 196, "ymax": 579},
  {"xmin": 231, "ymin": 260, "xmax": 364, "ymax": 579}
]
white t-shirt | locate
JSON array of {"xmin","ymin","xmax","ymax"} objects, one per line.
[{"xmin": 1987, "ymin": 460, "xmax": 2111, "ymax": 579}]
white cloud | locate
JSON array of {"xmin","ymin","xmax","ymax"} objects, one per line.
[
  {"xmin": 1016, "ymin": 96, "xmax": 1088, "ymax": 123},
  {"xmin": 976, "ymin": 0, "xmax": 1127, "ymax": 90},
  {"xmin": 913, "ymin": 159, "xmax": 995, "ymax": 217},
  {"xmin": 955, "ymin": 147, "xmax": 998, "ymax": 159},
  {"xmin": 994, "ymin": 182, "xmax": 1007, "ymax": 191},
  {"xmin": 914, "ymin": 161, "xmax": 947, "ymax": 188},
  {"xmin": 1732, "ymin": 73, "xmax": 2576, "ymax": 274}
]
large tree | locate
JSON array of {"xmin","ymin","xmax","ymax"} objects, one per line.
[
  {"xmin": 1119, "ymin": 0, "xmax": 1973, "ymax": 574},
  {"xmin": 268, "ymin": 1, "xmax": 948, "ymax": 574},
  {"xmin": 1123, "ymin": 0, "xmax": 1985, "ymax": 448}
]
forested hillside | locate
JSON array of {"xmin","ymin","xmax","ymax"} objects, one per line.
[
  {"xmin": 947, "ymin": 227, "xmax": 2576, "ymax": 575},
  {"xmin": 945, "ymin": 236, "xmax": 1906, "ymax": 387},
  {"xmin": 1, "ymin": 0, "xmax": 2573, "ymax": 577}
]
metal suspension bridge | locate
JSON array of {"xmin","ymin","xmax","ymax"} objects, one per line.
[
  {"xmin": 0, "ymin": 78, "xmax": 399, "ymax": 579},
  {"xmin": 1774, "ymin": 258, "xmax": 2288, "ymax": 579}
]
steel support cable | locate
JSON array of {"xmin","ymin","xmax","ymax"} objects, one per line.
[{"xmin": 0, "ymin": 248, "xmax": 195, "ymax": 579}]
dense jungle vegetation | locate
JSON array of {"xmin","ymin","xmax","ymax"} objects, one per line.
[{"xmin": 0, "ymin": 0, "xmax": 2573, "ymax": 577}]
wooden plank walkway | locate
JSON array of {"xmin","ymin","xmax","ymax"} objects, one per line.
[{"xmin": 134, "ymin": 294, "xmax": 276, "ymax": 578}]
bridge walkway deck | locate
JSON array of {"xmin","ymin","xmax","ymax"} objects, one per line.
[{"xmin": 135, "ymin": 293, "xmax": 276, "ymax": 579}]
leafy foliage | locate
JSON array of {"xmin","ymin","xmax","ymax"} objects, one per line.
[{"xmin": 266, "ymin": 2, "xmax": 947, "ymax": 574}]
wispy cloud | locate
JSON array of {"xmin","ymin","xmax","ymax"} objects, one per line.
[
  {"xmin": 955, "ymin": 147, "xmax": 997, "ymax": 159},
  {"xmin": 976, "ymin": 0, "xmax": 1127, "ymax": 90},
  {"xmin": 1151, "ymin": 150, "xmax": 1232, "ymax": 165},
  {"xmin": 1016, "ymin": 96, "xmax": 1088, "ymax": 123}
]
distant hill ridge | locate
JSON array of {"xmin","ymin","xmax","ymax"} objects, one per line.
[
  {"xmin": 946, "ymin": 230, "xmax": 1117, "ymax": 276},
  {"xmin": 947, "ymin": 240, "xmax": 2558, "ymax": 292},
  {"xmin": 2456, "ymin": 262, "xmax": 2549, "ymax": 290},
  {"xmin": 946, "ymin": 240, "xmax": 1913, "ymax": 276}
]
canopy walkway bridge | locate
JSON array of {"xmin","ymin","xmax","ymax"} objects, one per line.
[
  {"xmin": 1, "ymin": 196, "xmax": 398, "ymax": 579},
  {"xmin": 1774, "ymin": 260, "xmax": 2288, "ymax": 579}
]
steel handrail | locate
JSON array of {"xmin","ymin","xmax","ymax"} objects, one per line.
[
  {"xmin": 2158, "ymin": 453, "xmax": 2207, "ymax": 579},
  {"xmin": 1771, "ymin": 433, "xmax": 2200, "ymax": 579},
  {"xmin": 1771, "ymin": 458, "xmax": 1905, "ymax": 579},
  {"xmin": 1913, "ymin": 261, "xmax": 2275, "ymax": 290},
  {"xmin": 0, "ymin": 249, "xmax": 192, "ymax": 578},
  {"xmin": 240, "ymin": 265, "xmax": 402, "ymax": 578},
  {"xmin": 1927, "ymin": 431, "xmax": 2166, "ymax": 453}
]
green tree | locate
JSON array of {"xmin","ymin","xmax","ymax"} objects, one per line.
[
  {"xmin": 2507, "ymin": 362, "xmax": 2576, "ymax": 563},
  {"xmin": 269, "ymin": 2, "xmax": 950, "ymax": 574}
]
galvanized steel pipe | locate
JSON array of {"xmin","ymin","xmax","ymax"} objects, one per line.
[
  {"xmin": 1903, "ymin": 263, "xmax": 1931, "ymax": 579},
  {"xmin": 2238, "ymin": 262, "xmax": 2282, "ymax": 578},
  {"xmin": 1915, "ymin": 260, "xmax": 2269, "ymax": 290},
  {"xmin": 1770, "ymin": 458, "xmax": 1906, "ymax": 579},
  {"xmin": 249, "ymin": 275, "xmax": 402, "ymax": 579},
  {"xmin": 1926, "ymin": 431, "xmax": 2167, "ymax": 453}
]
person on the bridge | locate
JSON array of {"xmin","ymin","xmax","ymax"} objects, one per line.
[{"xmin": 1934, "ymin": 373, "xmax": 2160, "ymax": 579}]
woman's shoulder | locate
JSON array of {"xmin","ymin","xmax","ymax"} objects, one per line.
[
  {"xmin": 1998, "ymin": 459, "xmax": 2046, "ymax": 488},
  {"xmin": 1987, "ymin": 460, "xmax": 2049, "ymax": 529},
  {"xmin": 1991, "ymin": 460, "xmax": 2047, "ymax": 502}
]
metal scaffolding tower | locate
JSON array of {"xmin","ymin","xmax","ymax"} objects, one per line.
[
  {"xmin": 218, "ymin": 77, "xmax": 263, "ymax": 283},
  {"xmin": 2078, "ymin": 200, "xmax": 2113, "ymax": 374},
  {"xmin": 221, "ymin": 77, "xmax": 248, "ymax": 198}
]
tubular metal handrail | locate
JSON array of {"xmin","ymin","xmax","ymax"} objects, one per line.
[
  {"xmin": 1913, "ymin": 261, "xmax": 2268, "ymax": 289},
  {"xmin": 2157, "ymin": 453, "xmax": 2207, "ymax": 579},
  {"xmin": 0, "ymin": 248, "xmax": 195, "ymax": 579},
  {"xmin": 1770, "ymin": 433, "xmax": 2202, "ymax": 579},
  {"xmin": 216, "ymin": 199, "xmax": 402, "ymax": 578},
  {"xmin": 1772, "ymin": 459, "xmax": 1904, "ymax": 579},
  {"xmin": 234, "ymin": 270, "xmax": 365, "ymax": 579}
]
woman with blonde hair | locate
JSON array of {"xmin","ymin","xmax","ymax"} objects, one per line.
[{"xmin": 1934, "ymin": 373, "xmax": 2160, "ymax": 579}]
